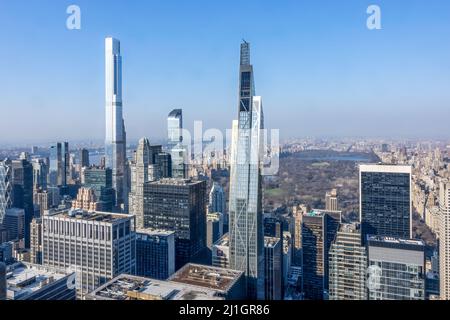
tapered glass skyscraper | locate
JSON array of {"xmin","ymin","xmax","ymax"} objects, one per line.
[
  {"xmin": 105, "ymin": 37, "xmax": 127, "ymax": 211},
  {"xmin": 228, "ymin": 41, "xmax": 265, "ymax": 299}
]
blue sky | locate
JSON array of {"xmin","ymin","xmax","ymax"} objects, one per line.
[{"xmin": 1, "ymin": 0, "xmax": 450, "ymax": 144}]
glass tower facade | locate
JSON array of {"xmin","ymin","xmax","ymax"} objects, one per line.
[
  {"xmin": 167, "ymin": 109, "xmax": 186, "ymax": 178},
  {"xmin": 105, "ymin": 37, "xmax": 127, "ymax": 211},
  {"xmin": 359, "ymin": 164, "xmax": 412, "ymax": 240},
  {"xmin": 228, "ymin": 41, "xmax": 265, "ymax": 300},
  {"xmin": 0, "ymin": 161, "xmax": 12, "ymax": 225}
]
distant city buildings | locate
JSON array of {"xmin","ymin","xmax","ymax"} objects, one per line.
[{"xmin": 212, "ymin": 233, "xmax": 230, "ymax": 269}]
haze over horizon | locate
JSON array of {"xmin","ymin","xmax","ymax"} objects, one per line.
[{"xmin": 1, "ymin": 0, "xmax": 450, "ymax": 144}]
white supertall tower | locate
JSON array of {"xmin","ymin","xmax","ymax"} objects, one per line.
[{"xmin": 105, "ymin": 37, "xmax": 127, "ymax": 212}]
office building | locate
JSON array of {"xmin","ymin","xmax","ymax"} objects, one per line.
[
  {"xmin": 209, "ymin": 182, "xmax": 226, "ymax": 214},
  {"xmin": 325, "ymin": 189, "xmax": 338, "ymax": 211},
  {"xmin": 264, "ymin": 237, "xmax": 282, "ymax": 300},
  {"xmin": 42, "ymin": 209, "xmax": 136, "ymax": 297},
  {"xmin": 79, "ymin": 148, "xmax": 90, "ymax": 168},
  {"xmin": 264, "ymin": 215, "xmax": 282, "ymax": 239},
  {"xmin": 136, "ymin": 229, "xmax": 175, "ymax": 280},
  {"xmin": 30, "ymin": 218, "xmax": 42, "ymax": 264},
  {"xmin": 282, "ymin": 231, "xmax": 292, "ymax": 296},
  {"xmin": 167, "ymin": 109, "xmax": 186, "ymax": 178},
  {"xmin": 328, "ymin": 223, "xmax": 367, "ymax": 300},
  {"xmin": 0, "ymin": 262, "xmax": 7, "ymax": 300},
  {"xmin": 301, "ymin": 209, "xmax": 341, "ymax": 300},
  {"xmin": 3, "ymin": 208, "xmax": 25, "ymax": 242},
  {"xmin": 207, "ymin": 212, "xmax": 224, "ymax": 250},
  {"xmin": 49, "ymin": 142, "xmax": 69, "ymax": 187},
  {"xmin": 212, "ymin": 233, "xmax": 230, "ymax": 269},
  {"xmin": 0, "ymin": 160, "xmax": 12, "ymax": 225},
  {"xmin": 143, "ymin": 178, "xmax": 206, "ymax": 270},
  {"xmin": 228, "ymin": 40, "xmax": 265, "ymax": 300},
  {"xmin": 129, "ymin": 138, "xmax": 151, "ymax": 228},
  {"xmin": 31, "ymin": 158, "xmax": 48, "ymax": 191},
  {"xmin": 0, "ymin": 242, "xmax": 13, "ymax": 264},
  {"xmin": 439, "ymin": 180, "xmax": 450, "ymax": 299},
  {"xmin": 71, "ymin": 187, "xmax": 102, "ymax": 211},
  {"xmin": 11, "ymin": 159, "xmax": 33, "ymax": 247},
  {"xmin": 5, "ymin": 262, "xmax": 76, "ymax": 300},
  {"xmin": 360, "ymin": 164, "xmax": 412, "ymax": 240},
  {"xmin": 155, "ymin": 152, "xmax": 172, "ymax": 178},
  {"xmin": 33, "ymin": 189, "xmax": 52, "ymax": 216},
  {"xmin": 82, "ymin": 166, "xmax": 114, "ymax": 212},
  {"xmin": 105, "ymin": 37, "xmax": 128, "ymax": 211},
  {"xmin": 367, "ymin": 236, "xmax": 425, "ymax": 300}
]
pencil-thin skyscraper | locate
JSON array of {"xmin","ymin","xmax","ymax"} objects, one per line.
[
  {"xmin": 229, "ymin": 41, "xmax": 265, "ymax": 299},
  {"xmin": 105, "ymin": 37, "xmax": 127, "ymax": 211}
]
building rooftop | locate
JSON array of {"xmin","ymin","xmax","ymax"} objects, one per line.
[
  {"xmin": 136, "ymin": 228, "xmax": 175, "ymax": 237},
  {"xmin": 6, "ymin": 262, "xmax": 73, "ymax": 300},
  {"xmin": 45, "ymin": 209, "xmax": 132, "ymax": 223},
  {"xmin": 87, "ymin": 274, "xmax": 225, "ymax": 300},
  {"xmin": 147, "ymin": 178, "xmax": 202, "ymax": 186},
  {"xmin": 367, "ymin": 235, "xmax": 425, "ymax": 247},
  {"xmin": 168, "ymin": 263, "xmax": 243, "ymax": 292}
]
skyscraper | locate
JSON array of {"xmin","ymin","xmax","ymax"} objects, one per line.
[
  {"xmin": 31, "ymin": 158, "xmax": 48, "ymax": 191},
  {"xmin": 82, "ymin": 166, "xmax": 114, "ymax": 212},
  {"xmin": 143, "ymin": 178, "xmax": 207, "ymax": 270},
  {"xmin": 328, "ymin": 223, "xmax": 367, "ymax": 300},
  {"xmin": 11, "ymin": 159, "xmax": 34, "ymax": 247},
  {"xmin": 0, "ymin": 160, "xmax": 12, "ymax": 225},
  {"xmin": 209, "ymin": 182, "xmax": 226, "ymax": 214},
  {"xmin": 42, "ymin": 209, "xmax": 136, "ymax": 298},
  {"xmin": 264, "ymin": 236, "xmax": 282, "ymax": 300},
  {"xmin": 105, "ymin": 37, "xmax": 127, "ymax": 212},
  {"xmin": 136, "ymin": 229, "xmax": 175, "ymax": 280},
  {"xmin": 367, "ymin": 236, "xmax": 425, "ymax": 300},
  {"xmin": 301, "ymin": 209, "xmax": 341, "ymax": 300},
  {"xmin": 228, "ymin": 41, "xmax": 265, "ymax": 299},
  {"xmin": 167, "ymin": 109, "xmax": 186, "ymax": 178},
  {"xmin": 359, "ymin": 164, "xmax": 412, "ymax": 240},
  {"xmin": 439, "ymin": 179, "xmax": 450, "ymax": 299},
  {"xmin": 129, "ymin": 138, "xmax": 151, "ymax": 228},
  {"xmin": 48, "ymin": 142, "xmax": 69, "ymax": 187},
  {"xmin": 325, "ymin": 189, "xmax": 338, "ymax": 211},
  {"xmin": 79, "ymin": 148, "xmax": 90, "ymax": 168}
]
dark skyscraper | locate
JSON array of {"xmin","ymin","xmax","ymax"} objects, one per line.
[
  {"xmin": 264, "ymin": 236, "xmax": 282, "ymax": 300},
  {"xmin": 359, "ymin": 164, "xmax": 412, "ymax": 240},
  {"xmin": 143, "ymin": 178, "xmax": 207, "ymax": 270},
  {"xmin": 11, "ymin": 159, "xmax": 33, "ymax": 247},
  {"xmin": 228, "ymin": 41, "xmax": 265, "ymax": 300},
  {"xmin": 48, "ymin": 142, "xmax": 69, "ymax": 187},
  {"xmin": 79, "ymin": 148, "xmax": 90, "ymax": 168}
]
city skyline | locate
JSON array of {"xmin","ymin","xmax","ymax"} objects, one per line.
[{"xmin": 2, "ymin": 0, "xmax": 450, "ymax": 144}]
